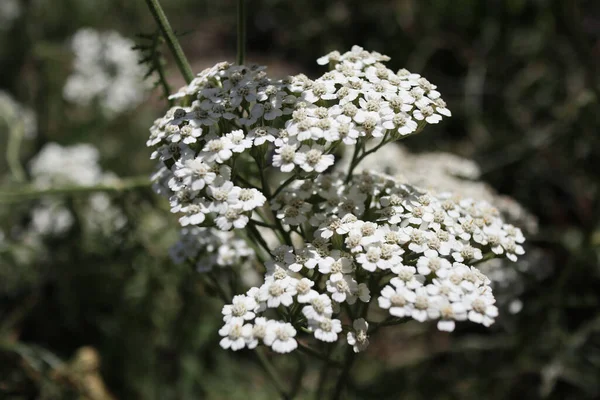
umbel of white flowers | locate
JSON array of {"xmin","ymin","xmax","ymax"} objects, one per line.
[{"xmin": 146, "ymin": 46, "xmax": 525, "ymax": 355}]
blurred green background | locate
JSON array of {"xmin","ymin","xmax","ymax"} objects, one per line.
[{"xmin": 1, "ymin": 0, "xmax": 599, "ymax": 399}]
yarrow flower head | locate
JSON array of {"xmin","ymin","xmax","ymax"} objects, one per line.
[
  {"xmin": 146, "ymin": 47, "xmax": 525, "ymax": 357},
  {"xmin": 216, "ymin": 170, "xmax": 525, "ymax": 353},
  {"xmin": 148, "ymin": 47, "xmax": 450, "ymax": 234}
]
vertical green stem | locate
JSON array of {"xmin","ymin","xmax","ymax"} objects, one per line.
[
  {"xmin": 344, "ymin": 144, "xmax": 362, "ymax": 184},
  {"xmin": 144, "ymin": 0, "xmax": 194, "ymax": 84},
  {"xmin": 255, "ymin": 348, "xmax": 291, "ymax": 399},
  {"xmin": 247, "ymin": 221, "xmax": 272, "ymax": 257},
  {"xmin": 255, "ymin": 156, "xmax": 293, "ymax": 247},
  {"xmin": 290, "ymin": 354, "xmax": 307, "ymax": 398},
  {"xmin": 331, "ymin": 347, "xmax": 356, "ymax": 400},
  {"xmin": 5, "ymin": 120, "xmax": 26, "ymax": 183},
  {"xmin": 205, "ymin": 272, "xmax": 230, "ymax": 303},
  {"xmin": 237, "ymin": 0, "xmax": 246, "ymax": 65},
  {"xmin": 316, "ymin": 345, "xmax": 334, "ymax": 399}
]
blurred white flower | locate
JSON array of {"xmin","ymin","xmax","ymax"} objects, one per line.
[
  {"xmin": 63, "ymin": 28, "xmax": 149, "ymax": 117},
  {"xmin": 31, "ymin": 201, "xmax": 74, "ymax": 236},
  {"xmin": 29, "ymin": 143, "xmax": 104, "ymax": 188},
  {"xmin": 27, "ymin": 143, "xmax": 127, "ymax": 237}
]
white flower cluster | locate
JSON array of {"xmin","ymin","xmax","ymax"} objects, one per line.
[
  {"xmin": 28, "ymin": 143, "xmax": 126, "ymax": 236},
  {"xmin": 146, "ymin": 47, "xmax": 525, "ymax": 357},
  {"xmin": 218, "ymin": 171, "xmax": 525, "ymax": 353},
  {"xmin": 339, "ymin": 142, "xmax": 538, "ymax": 233},
  {"xmin": 148, "ymin": 61, "xmax": 294, "ymax": 231},
  {"xmin": 63, "ymin": 29, "xmax": 149, "ymax": 117},
  {"xmin": 29, "ymin": 143, "xmax": 105, "ymax": 188},
  {"xmin": 148, "ymin": 46, "xmax": 450, "ymax": 232},
  {"xmin": 169, "ymin": 226, "xmax": 254, "ymax": 272}
]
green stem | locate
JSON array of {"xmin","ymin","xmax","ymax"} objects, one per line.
[
  {"xmin": 255, "ymin": 158, "xmax": 294, "ymax": 247},
  {"xmin": 367, "ymin": 317, "xmax": 407, "ymax": 335},
  {"xmin": 330, "ymin": 284, "xmax": 372, "ymax": 399},
  {"xmin": 344, "ymin": 144, "xmax": 361, "ymax": 184},
  {"xmin": 235, "ymin": 174, "xmax": 261, "ymax": 191},
  {"xmin": 348, "ymin": 136, "xmax": 391, "ymax": 180},
  {"xmin": 0, "ymin": 176, "xmax": 150, "ymax": 203},
  {"xmin": 297, "ymin": 342, "xmax": 342, "ymax": 368},
  {"xmin": 5, "ymin": 119, "xmax": 26, "ymax": 183},
  {"xmin": 206, "ymin": 272, "xmax": 230, "ymax": 303},
  {"xmin": 331, "ymin": 346, "xmax": 356, "ymax": 400},
  {"xmin": 468, "ymin": 251, "xmax": 496, "ymax": 266},
  {"xmin": 360, "ymin": 137, "xmax": 390, "ymax": 159},
  {"xmin": 144, "ymin": 0, "xmax": 194, "ymax": 84},
  {"xmin": 246, "ymin": 221, "xmax": 272, "ymax": 257},
  {"xmin": 343, "ymin": 303, "xmax": 355, "ymax": 320},
  {"xmin": 250, "ymin": 219, "xmax": 277, "ymax": 229},
  {"xmin": 274, "ymin": 217, "xmax": 293, "ymax": 247},
  {"xmin": 255, "ymin": 207, "xmax": 286, "ymax": 244},
  {"xmin": 257, "ymin": 166, "xmax": 272, "ymax": 199},
  {"xmin": 255, "ymin": 348, "xmax": 290, "ymax": 399},
  {"xmin": 290, "ymin": 354, "xmax": 307, "ymax": 399},
  {"xmin": 345, "ymin": 135, "xmax": 397, "ymax": 183},
  {"xmin": 272, "ymin": 174, "xmax": 297, "ymax": 198},
  {"xmin": 235, "ymin": 230, "xmax": 268, "ymax": 265},
  {"xmin": 236, "ymin": 0, "xmax": 246, "ymax": 65},
  {"xmin": 316, "ymin": 345, "xmax": 335, "ymax": 400}
]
